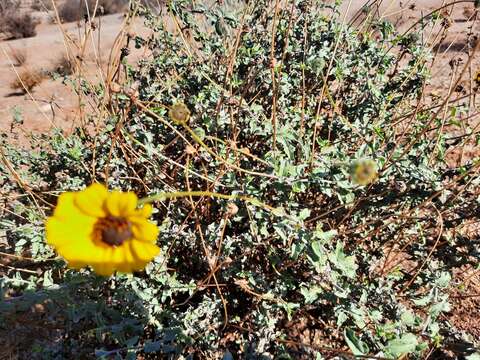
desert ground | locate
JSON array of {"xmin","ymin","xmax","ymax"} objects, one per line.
[{"xmin": 0, "ymin": 2, "xmax": 151, "ymax": 136}]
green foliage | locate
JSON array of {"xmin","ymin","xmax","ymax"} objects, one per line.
[{"xmin": 1, "ymin": 0, "xmax": 479, "ymax": 358}]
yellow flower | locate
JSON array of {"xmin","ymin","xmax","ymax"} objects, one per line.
[
  {"xmin": 46, "ymin": 183, "xmax": 160, "ymax": 276},
  {"xmin": 352, "ymin": 159, "xmax": 378, "ymax": 186},
  {"xmin": 168, "ymin": 102, "xmax": 191, "ymax": 124}
]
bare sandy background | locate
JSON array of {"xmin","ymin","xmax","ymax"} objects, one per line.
[
  {"xmin": 0, "ymin": 0, "xmax": 479, "ymax": 137},
  {"xmin": 0, "ymin": 10, "xmax": 149, "ymax": 134}
]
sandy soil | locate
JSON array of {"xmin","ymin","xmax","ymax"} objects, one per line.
[{"xmin": 0, "ymin": 11, "xmax": 149, "ymax": 135}]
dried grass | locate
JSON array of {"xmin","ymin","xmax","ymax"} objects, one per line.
[{"xmin": 10, "ymin": 68, "xmax": 45, "ymax": 94}]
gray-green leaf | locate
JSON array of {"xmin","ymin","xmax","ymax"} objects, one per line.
[{"xmin": 386, "ymin": 333, "xmax": 418, "ymax": 356}]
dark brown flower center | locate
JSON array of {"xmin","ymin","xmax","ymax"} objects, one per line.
[{"xmin": 94, "ymin": 216, "xmax": 133, "ymax": 246}]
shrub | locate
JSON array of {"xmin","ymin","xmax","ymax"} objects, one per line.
[
  {"xmin": 0, "ymin": 0, "xmax": 19, "ymax": 14},
  {"xmin": 0, "ymin": 12, "xmax": 40, "ymax": 39},
  {"xmin": 10, "ymin": 68, "xmax": 44, "ymax": 93},
  {"xmin": 31, "ymin": 1, "xmax": 54, "ymax": 11},
  {"xmin": 58, "ymin": 0, "xmax": 128, "ymax": 22},
  {"xmin": 0, "ymin": 1, "xmax": 38, "ymax": 39},
  {"xmin": 1, "ymin": 1, "xmax": 479, "ymax": 359}
]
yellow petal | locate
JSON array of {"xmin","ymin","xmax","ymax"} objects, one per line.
[
  {"xmin": 55, "ymin": 240, "xmax": 101, "ymax": 264},
  {"xmin": 114, "ymin": 244, "xmax": 136, "ymax": 273},
  {"xmin": 134, "ymin": 204, "xmax": 153, "ymax": 218},
  {"xmin": 105, "ymin": 191, "xmax": 138, "ymax": 217},
  {"xmin": 52, "ymin": 193, "xmax": 83, "ymax": 220},
  {"xmin": 131, "ymin": 219, "xmax": 159, "ymax": 243},
  {"xmin": 90, "ymin": 247, "xmax": 116, "ymax": 276},
  {"xmin": 45, "ymin": 216, "xmax": 95, "ymax": 248},
  {"xmin": 91, "ymin": 263, "xmax": 116, "ymax": 277},
  {"xmin": 111, "ymin": 246, "xmax": 128, "ymax": 272},
  {"xmin": 130, "ymin": 240, "xmax": 160, "ymax": 262},
  {"xmin": 74, "ymin": 183, "xmax": 108, "ymax": 218}
]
